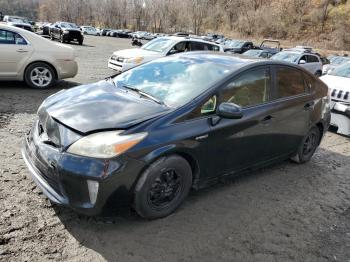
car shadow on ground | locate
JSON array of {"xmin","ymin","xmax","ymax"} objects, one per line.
[
  {"xmin": 52, "ymin": 147, "xmax": 350, "ymax": 261},
  {"xmin": 0, "ymin": 80, "xmax": 80, "ymax": 114}
]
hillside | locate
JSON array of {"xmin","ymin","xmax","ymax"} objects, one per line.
[{"xmin": 1, "ymin": 0, "xmax": 350, "ymax": 50}]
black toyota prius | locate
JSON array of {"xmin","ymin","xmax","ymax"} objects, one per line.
[{"xmin": 22, "ymin": 52, "xmax": 331, "ymax": 219}]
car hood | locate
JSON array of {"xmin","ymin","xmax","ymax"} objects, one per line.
[
  {"xmin": 113, "ymin": 48, "xmax": 161, "ymax": 59},
  {"xmin": 38, "ymin": 81, "xmax": 170, "ymax": 134},
  {"xmin": 320, "ymin": 74, "xmax": 350, "ymax": 92},
  {"xmin": 63, "ymin": 28, "xmax": 81, "ymax": 33}
]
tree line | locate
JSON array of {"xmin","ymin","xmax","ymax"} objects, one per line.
[{"xmin": 1, "ymin": 0, "xmax": 350, "ymax": 50}]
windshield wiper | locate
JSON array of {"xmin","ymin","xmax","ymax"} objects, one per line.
[{"xmin": 122, "ymin": 85, "xmax": 165, "ymax": 105}]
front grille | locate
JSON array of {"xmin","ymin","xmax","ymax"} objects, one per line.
[
  {"xmin": 69, "ymin": 31, "xmax": 81, "ymax": 38},
  {"xmin": 28, "ymin": 130, "xmax": 61, "ymax": 195},
  {"xmin": 331, "ymin": 89, "xmax": 350, "ymax": 102},
  {"xmin": 110, "ymin": 55, "xmax": 124, "ymax": 62}
]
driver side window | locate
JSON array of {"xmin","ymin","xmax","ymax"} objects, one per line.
[
  {"xmin": 169, "ymin": 42, "xmax": 188, "ymax": 55},
  {"xmin": 221, "ymin": 68, "xmax": 271, "ymax": 108}
]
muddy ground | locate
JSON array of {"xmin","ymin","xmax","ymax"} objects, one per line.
[{"xmin": 0, "ymin": 36, "xmax": 350, "ymax": 262}]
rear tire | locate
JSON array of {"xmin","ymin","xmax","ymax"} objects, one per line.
[
  {"xmin": 24, "ymin": 62, "xmax": 55, "ymax": 89},
  {"xmin": 134, "ymin": 155, "xmax": 192, "ymax": 219},
  {"xmin": 291, "ymin": 127, "xmax": 320, "ymax": 164}
]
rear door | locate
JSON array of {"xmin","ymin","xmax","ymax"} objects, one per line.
[
  {"xmin": 264, "ymin": 65, "xmax": 313, "ymax": 157},
  {"xmin": 0, "ymin": 29, "xmax": 33, "ymax": 79},
  {"xmin": 307, "ymin": 55, "xmax": 322, "ymax": 74}
]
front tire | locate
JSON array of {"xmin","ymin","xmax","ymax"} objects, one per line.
[
  {"xmin": 24, "ymin": 62, "xmax": 55, "ymax": 89},
  {"xmin": 315, "ymin": 70, "xmax": 322, "ymax": 77},
  {"xmin": 291, "ymin": 127, "xmax": 320, "ymax": 164},
  {"xmin": 134, "ymin": 155, "xmax": 192, "ymax": 219}
]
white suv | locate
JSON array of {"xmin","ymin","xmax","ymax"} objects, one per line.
[
  {"xmin": 108, "ymin": 36, "xmax": 223, "ymax": 72},
  {"xmin": 271, "ymin": 49, "xmax": 323, "ymax": 76},
  {"xmin": 320, "ymin": 62, "xmax": 350, "ymax": 136}
]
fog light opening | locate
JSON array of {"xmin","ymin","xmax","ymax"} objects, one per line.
[{"xmin": 87, "ymin": 180, "xmax": 99, "ymax": 205}]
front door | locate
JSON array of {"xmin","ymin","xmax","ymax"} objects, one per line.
[
  {"xmin": 0, "ymin": 29, "xmax": 33, "ymax": 79},
  {"xmin": 206, "ymin": 67, "xmax": 275, "ymax": 176}
]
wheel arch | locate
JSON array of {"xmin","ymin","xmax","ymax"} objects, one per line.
[
  {"xmin": 138, "ymin": 145, "xmax": 201, "ymax": 188},
  {"xmin": 315, "ymin": 121, "xmax": 325, "ymax": 145},
  {"xmin": 23, "ymin": 60, "xmax": 58, "ymax": 80}
]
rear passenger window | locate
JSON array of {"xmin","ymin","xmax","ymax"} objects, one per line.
[
  {"xmin": 307, "ymin": 55, "xmax": 319, "ymax": 63},
  {"xmin": 276, "ymin": 67, "xmax": 305, "ymax": 98}
]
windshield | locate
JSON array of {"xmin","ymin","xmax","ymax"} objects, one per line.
[
  {"xmin": 226, "ymin": 41, "xmax": 244, "ymax": 48},
  {"xmin": 243, "ymin": 50, "xmax": 262, "ymax": 57},
  {"xmin": 271, "ymin": 52, "xmax": 300, "ymax": 63},
  {"xmin": 141, "ymin": 38, "xmax": 176, "ymax": 53},
  {"xmin": 113, "ymin": 56, "xmax": 231, "ymax": 107},
  {"xmin": 61, "ymin": 23, "xmax": 79, "ymax": 29},
  {"xmin": 331, "ymin": 57, "xmax": 350, "ymax": 65},
  {"xmin": 329, "ymin": 62, "xmax": 350, "ymax": 78}
]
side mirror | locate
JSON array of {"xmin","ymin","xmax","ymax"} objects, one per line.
[
  {"xmin": 216, "ymin": 102, "xmax": 243, "ymax": 119},
  {"xmin": 168, "ymin": 49, "xmax": 179, "ymax": 55},
  {"xmin": 299, "ymin": 60, "xmax": 306, "ymax": 64}
]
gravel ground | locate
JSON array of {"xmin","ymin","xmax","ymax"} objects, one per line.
[{"xmin": 0, "ymin": 36, "xmax": 350, "ymax": 262}]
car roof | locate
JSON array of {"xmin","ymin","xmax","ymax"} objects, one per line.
[
  {"xmin": 171, "ymin": 52, "xmax": 313, "ymax": 73},
  {"xmin": 159, "ymin": 36, "xmax": 220, "ymax": 45}
]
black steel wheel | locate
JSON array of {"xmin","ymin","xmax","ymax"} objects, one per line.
[
  {"xmin": 291, "ymin": 126, "xmax": 320, "ymax": 164},
  {"xmin": 134, "ymin": 155, "xmax": 192, "ymax": 219}
]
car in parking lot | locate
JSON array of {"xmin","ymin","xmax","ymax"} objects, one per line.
[
  {"xmin": 2, "ymin": 15, "xmax": 33, "ymax": 31},
  {"xmin": 271, "ymin": 48, "xmax": 323, "ymax": 76},
  {"xmin": 50, "ymin": 21, "xmax": 84, "ymax": 45},
  {"xmin": 223, "ymin": 40, "xmax": 255, "ymax": 54},
  {"xmin": 242, "ymin": 49, "xmax": 273, "ymax": 58},
  {"xmin": 108, "ymin": 36, "xmax": 223, "ymax": 72},
  {"xmin": 0, "ymin": 24, "xmax": 78, "ymax": 88},
  {"xmin": 322, "ymin": 56, "xmax": 350, "ymax": 75},
  {"xmin": 22, "ymin": 52, "xmax": 330, "ymax": 219},
  {"xmin": 80, "ymin": 26, "xmax": 98, "ymax": 36},
  {"xmin": 320, "ymin": 62, "xmax": 350, "ymax": 136}
]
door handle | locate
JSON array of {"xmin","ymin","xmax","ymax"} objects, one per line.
[
  {"xmin": 261, "ymin": 115, "xmax": 273, "ymax": 124},
  {"xmin": 304, "ymin": 101, "xmax": 315, "ymax": 110},
  {"xmin": 17, "ymin": 49, "xmax": 28, "ymax": 53}
]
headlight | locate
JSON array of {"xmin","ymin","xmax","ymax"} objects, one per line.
[
  {"xmin": 67, "ymin": 131, "xmax": 147, "ymax": 158},
  {"xmin": 63, "ymin": 30, "xmax": 69, "ymax": 34},
  {"xmin": 125, "ymin": 57, "xmax": 144, "ymax": 64}
]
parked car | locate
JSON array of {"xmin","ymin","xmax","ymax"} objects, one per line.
[
  {"xmin": 202, "ymin": 33, "xmax": 224, "ymax": 42},
  {"xmin": 50, "ymin": 22, "xmax": 84, "ymax": 45},
  {"xmin": 142, "ymin": 32, "xmax": 156, "ymax": 40},
  {"xmin": 223, "ymin": 40, "xmax": 256, "ymax": 54},
  {"xmin": 320, "ymin": 62, "xmax": 350, "ymax": 136},
  {"xmin": 271, "ymin": 49, "xmax": 323, "ymax": 76},
  {"xmin": 100, "ymin": 28, "xmax": 111, "ymax": 36},
  {"xmin": 108, "ymin": 36, "xmax": 223, "ymax": 72},
  {"xmin": 41, "ymin": 23, "xmax": 52, "ymax": 36},
  {"xmin": 322, "ymin": 56, "xmax": 350, "ymax": 75},
  {"xmin": 80, "ymin": 26, "xmax": 98, "ymax": 36},
  {"xmin": 2, "ymin": 15, "xmax": 33, "ymax": 31},
  {"xmin": 242, "ymin": 49, "xmax": 273, "ymax": 58},
  {"xmin": 0, "ymin": 24, "xmax": 77, "ymax": 88},
  {"xmin": 22, "ymin": 52, "xmax": 330, "ymax": 219},
  {"xmin": 258, "ymin": 39, "xmax": 281, "ymax": 55}
]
